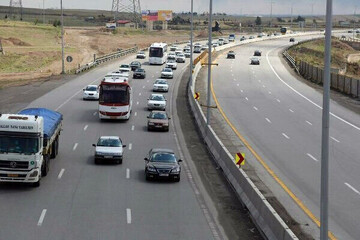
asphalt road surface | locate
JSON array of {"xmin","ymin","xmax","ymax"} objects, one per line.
[
  {"xmin": 210, "ymin": 34, "xmax": 360, "ymax": 240},
  {"xmin": 0, "ymin": 48, "xmax": 221, "ymax": 240}
]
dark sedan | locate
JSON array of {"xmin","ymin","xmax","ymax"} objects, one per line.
[
  {"xmin": 144, "ymin": 148, "xmax": 182, "ymax": 182},
  {"xmin": 147, "ymin": 111, "xmax": 170, "ymax": 131},
  {"xmin": 133, "ymin": 68, "xmax": 146, "ymax": 79},
  {"xmin": 227, "ymin": 51, "xmax": 235, "ymax": 59},
  {"xmin": 254, "ymin": 50, "xmax": 262, "ymax": 56},
  {"xmin": 130, "ymin": 61, "xmax": 141, "ymax": 71},
  {"xmin": 250, "ymin": 57, "xmax": 260, "ymax": 65}
]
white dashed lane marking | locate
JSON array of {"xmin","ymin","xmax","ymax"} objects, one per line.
[
  {"xmin": 57, "ymin": 169, "xmax": 65, "ymax": 179},
  {"xmin": 93, "ymin": 112, "xmax": 97, "ymax": 116},
  {"xmin": 136, "ymin": 101, "xmax": 139, "ymax": 105},
  {"xmin": 245, "ymin": 97, "xmax": 249, "ymax": 101},
  {"xmin": 265, "ymin": 118, "xmax": 272, "ymax": 123},
  {"xmin": 134, "ymin": 112, "xmax": 137, "ymax": 117},
  {"xmin": 73, "ymin": 143, "xmax": 78, "ymax": 151},
  {"xmin": 330, "ymin": 136, "xmax": 340, "ymax": 143},
  {"xmin": 307, "ymin": 153, "xmax": 318, "ymax": 162},
  {"xmin": 289, "ymin": 109, "xmax": 294, "ymax": 113},
  {"xmin": 37, "ymin": 209, "xmax": 47, "ymax": 226},
  {"xmin": 282, "ymin": 133, "xmax": 290, "ymax": 139},
  {"xmin": 276, "ymin": 99, "xmax": 281, "ymax": 103},
  {"xmin": 253, "ymin": 106, "xmax": 258, "ymax": 111},
  {"xmin": 268, "ymin": 91, "xmax": 272, "ymax": 94},
  {"xmin": 345, "ymin": 182, "xmax": 360, "ymax": 195},
  {"xmin": 129, "ymin": 143, "xmax": 132, "ymax": 150},
  {"xmin": 126, "ymin": 209, "xmax": 132, "ymax": 224},
  {"xmin": 131, "ymin": 125, "xmax": 135, "ymax": 131},
  {"xmin": 83, "ymin": 125, "xmax": 88, "ymax": 131},
  {"xmin": 306, "ymin": 121, "xmax": 313, "ymax": 126},
  {"xmin": 126, "ymin": 168, "xmax": 130, "ymax": 179}
]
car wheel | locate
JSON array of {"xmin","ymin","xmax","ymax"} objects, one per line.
[{"xmin": 174, "ymin": 176, "xmax": 180, "ymax": 182}]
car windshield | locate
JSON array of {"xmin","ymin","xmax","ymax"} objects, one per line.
[
  {"xmin": 0, "ymin": 136, "xmax": 39, "ymax": 154},
  {"xmin": 120, "ymin": 65, "xmax": 129, "ymax": 68},
  {"xmin": 138, "ymin": 51, "xmax": 144, "ymax": 54},
  {"xmin": 86, "ymin": 86, "xmax": 97, "ymax": 91},
  {"xmin": 97, "ymin": 138, "xmax": 121, "ymax": 147},
  {"xmin": 163, "ymin": 69, "xmax": 171, "ymax": 72},
  {"xmin": 155, "ymin": 80, "xmax": 167, "ymax": 84},
  {"xmin": 150, "ymin": 152, "xmax": 176, "ymax": 163},
  {"xmin": 150, "ymin": 112, "xmax": 167, "ymax": 119},
  {"xmin": 167, "ymin": 60, "xmax": 175, "ymax": 63},
  {"xmin": 149, "ymin": 47, "xmax": 164, "ymax": 58},
  {"xmin": 131, "ymin": 62, "xmax": 140, "ymax": 66},
  {"xmin": 150, "ymin": 95, "xmax": 165, "ymax": 101},
  {"xmin": 135, "ymin": 68, "xmax": 144, "ymax": 72}
]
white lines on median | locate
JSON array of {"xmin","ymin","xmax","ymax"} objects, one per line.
[
  {"xmin": 37, "ymin": 209, "xmax": 47, "ymax": 226},
  {"xmin": 253, "ymin": 106, "xmax": 258, "ymax": 111},
  {"xmin": 289, "ymin": 109, "xmax": 294, "ymax": 113},
  {"xmin": 330, "ymin": 136, "xmax": 340, "ymax": 143},
  {"xmin": 345, "ymin": 182, "xmax": 360, "ymax": 195},
  {"xmin": 57, "ymin": 169, "xmax": 65, "ymax": 179},
  {"xmin": 129, "ymin": 143, "xmax": 132, "ymax": 150},
  {"xmin": 126, "ymin": 168, "xmax": 130, "ymax": 179},
  {"xmin": 134, "ymin": 112, "xmax": 137, "ymax": 117},
  {"xmin": 126, "ymin": 208, "xmax": 132, "ymax": 224},
  {"xmin": 307, "ymin": 153, "xmax": 318, "ymax": 162},
  {"xmin": 131, "ymin": 125, "xmax": 135, "ymax": 131},
  {"xmin": 306, "ymin": 120, "xmax": 313, "ymax": 126},
  {"xmin": 282, "ymin": 133, "xmax": 290, "ymax": 139},
  {"xmin": 276, "ymin": 99, "xmax": 281, "ymax": 103},
  {"xmin": 83, "ymin": 125, "xmax": 88, "ymax": 131},
  {"xmin": 265, "ymin": 118, "xmax": 272, "ymax": 123},
  {"xmin": 245, "ymin": 97, "xmax": 249, "ymax": 101},
  {"xmin": 73, "ymin": 143, "xmax": 78, "ymax": 151}
]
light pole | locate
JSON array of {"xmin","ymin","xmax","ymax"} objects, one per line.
[
  {"xmin": 269, "ymin": 1, "xmax": 275, "ymax": 28},
  {"xmin": 290, "ymin": 2, "xmax": 293, "ymax": 29},
  {"xmin": 320, "ymin": 0, "xmax": 333, "ymax": 239},
  {"xmin": 206, "ymin": 0, "xmax": 213, "ymax": 125},
  {"xmin": 43, "ymin": 0, "xmax": 45, "ymax": 24},
  {"xmin": 353, "ymin": 6, "xmax": 357, "ymax": 39},
  {"xmin": 60, "ymin": 0, "xmax": 65, "ymax": 74},
  {"xmin": 189, "ymin": 0, "xmax": 194, "ymax": 87}
]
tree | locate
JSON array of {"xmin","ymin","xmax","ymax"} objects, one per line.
[{"xmin": 255, "ymin": 16, "xmax": 262, "ymax": 26}]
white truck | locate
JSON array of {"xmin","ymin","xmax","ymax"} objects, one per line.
[{"xmin": 0, "ymin": 108, "xmax": 62, "ymax": 187}]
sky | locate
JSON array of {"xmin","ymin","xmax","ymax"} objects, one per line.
[{"xmin": 0, "ymin": 0, "xmax": 358, "ymax": 16}]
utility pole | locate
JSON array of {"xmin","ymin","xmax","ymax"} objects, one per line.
[
  {"xmin": 60, "ymin": 0, "xmax": 65, "ymax": 74},
  {"xmin": 320, "ymin": 0, "xmax": 333, "ymax": 239},
  {"xmin": 269, "ymin": 1, "xmax": 275, "ymax": 28},
  {"xmin": 353, "ymin": 6, "xmax": 357, "ymax": 39},
  {"xmin": 311, "ymin": 2, "xmax": 315, "ymax": 31},
  {"xmin": 189, "ymin": 0, "xmax": 194, "ymax": 87},
  {"xmin": 206, "ymin": 0, "xmax": 213, "ymax": 125},
  {"xmin": 290, "ymin": 2, "xmax": 293, "ymax": 29},
  {"xmin": 43, "ymin": 0, "xmax": 45, "ymax": 24}
]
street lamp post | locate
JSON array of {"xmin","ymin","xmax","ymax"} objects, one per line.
[
  {"xmin": 189, "ymin": 0, "xmax": 194, "ymax": 87},
  {"xmin": 60, "ymin": 0, "xmax": 65, "ymax": 74},
  {"xmin": 206, "ymin": 0, "xmax": 213, "ymax": 125},
  {"xmin": 320, "ymin": 0, "xmax": 333, "ymax": 239}
]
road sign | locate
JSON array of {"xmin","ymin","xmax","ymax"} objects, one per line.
[
  {"xmin": 194, "ymin": 92, "xmax": 200, "ymax": 100},
  {"xmin": 66, "ymin": 56, "xmax": 73, "ymax": 63},
  {"xmin": 235, "ymin": 152, "xmax": 245, "ymax": 166}
]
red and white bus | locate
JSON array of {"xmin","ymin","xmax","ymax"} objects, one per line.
[{"xmin": 98, "ymin": 78, "xmax": 132, "ymax": 120}]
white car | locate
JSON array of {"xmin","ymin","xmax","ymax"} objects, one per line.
[
  {"xmin": 161, "ymin": 68, "xmax": 174, "ymax": 79},
  {"xmin": 183, "ymin": 49, "xmax": 191, "ymax": 58},
  {"xmin": 183, "ymin": 46, "xmax": 190, "ymax": 52},
  {"xmin": 218, "ymin": 38, "xmax": 224, "ymax": 45},
  {"xmin": 223, "ymin": 39, "xmax": 229, "ymax": 44},
  {"xmin": 194, "ymin": 42, "xmax": 202, "ymax": 47},
  {"xmin": 175, "ymin": 49, "xmax": 182, "ymax": 56},
  {"xmin": 136, "ymin": 51, "xmax": 146, "ymax": 59},
  {"xmin": 147, "ymin": 94, "xmax": 167, "ymax": 110},
  {"xmin": 119, "ymin": 64, "xmax": 131, "ymax": 72},
  {"xmin": 166, "ymin": 59, "xmax": 177, "ymax": 70},
  {"xmin": 176, "ymin": 53, "xmax": 186, "ymax": 63},
  {"xmin": 212, "ymin": 42, "xmax": 219, "ymax": 47},
  {"xmin": 170, "ymin": 45, "xmax": 178, "ymax": 51},
  {"xmin": 93, "ymin": 136, "xmax": 126, "ymax": 164},
  {"xmin": 153, "ymin": 79, "xmax": 169, "ymax": 92},
  {"xmin": 83, "ymin": 85, "xmax": 99, "ymax": 100},
  {"xmin": 201, "ymin": 45, "xmax": 208, "ymax": 50},
  {"xmin": 108, "ymin": 70, "xmax": 129, "ymax": 78}
]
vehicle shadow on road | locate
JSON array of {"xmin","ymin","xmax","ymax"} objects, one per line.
[
  {"xmin": 135, "ymin": 169, "xmax": 178, "ymax": 184},
  {"xmin": 0, "ymin": 182, "xmax": 37, "ymax": 192}
]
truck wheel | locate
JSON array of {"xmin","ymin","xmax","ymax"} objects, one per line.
[
  {"xmin": 50, "ymin": 140, "xmax": 57, "ymax": 159},
  {"xmin": 41, "ymin": 155, "xmax": 50, "ymax": 177},
  {"xmin": 55, "ymin": 138, "xmax": 59, "ymax": 156}
]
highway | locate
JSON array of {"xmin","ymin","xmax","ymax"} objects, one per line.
[
  {"xmin": 209, "ymin": 35, "xmax": 360, "ymax": 239},
  {"xmin": 0, "ymin": 47, "xmax": 219, "ymax": 239}
]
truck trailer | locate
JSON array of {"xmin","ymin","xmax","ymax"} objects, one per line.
[{"xmin": 0, "ymin": 108, "xmax": 62, "ymax": 187}]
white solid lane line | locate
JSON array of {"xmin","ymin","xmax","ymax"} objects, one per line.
[
  {"xmin": 265, "ymin": 118, "xmax": 272, "ymax": 123},
  {"xmin": 253, "ymin": 106, "xmax": 258, "ymax": 111},
  {"xmin": 131, "ymin": 125, "xmax": 135, "ymax": 131},
  {"xmin": 126, "ymin": 208, "xmax": 132, "ymax": 224},
  {"xmin": 129, "ymin": 143, "xmax": 132, "ymax": 150},
  {"xmin": 306, "ymin": 120, "xmax": 313, "ymax": 126},
  {"xmin": 330, "ymin": 136, "xmax": 340, "ymax": 143},
  {"xmin": 37, "ymin": 209, "xmax": 47, "ymax": 226},
  {"xmin": 73, "ymin": 143, "xmax": 78, "ymax": 151},
  {"xmin": 57, "ymin": 169, "xmax": 65, "ymax": 179},
  {"xmin": 282, "ymin": 133, "xmax": 290, "ymax": 139},
  {"xmin": 345, "ymin": 182, "xmax": 360, "ymax": 195},
  {"xmin": 134, "ymin": 112, "xmax": 137, "ymax": 117},
  {"xmin": 126, "ymin": 168, "xmax": 130, "ymax": 179},
  {"xmin": 307, "ymin": 153, "xmax": 318, "ymax": 162},
  {"xmin": 289, "ymin": 109, "xmax": 294, "ymax": 113},
  {"xmin": 83, "ymin": 125, "xmax": 88, "ymax": 131}
]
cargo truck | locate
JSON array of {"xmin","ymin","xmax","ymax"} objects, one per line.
[{"xmin": 0, "ymin": 108, "xmax": 62, "ymax": 187}]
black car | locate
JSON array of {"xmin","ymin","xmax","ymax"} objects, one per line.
[
  {"xmin": 130, "ymin": 61, "xmax": 141, "ymax": 71},
  {"xmin": 144, "ymin": 148, "xmax": 182, "ymax": 182},
  {"xmin": 240, "ymin": 36, "xmax": 246, "ymax": 41},
  {"xmin": 289, "ymin": 38, "xmax": 295, "ymax": 42},
  {"xmin": 227, "ymin": 51, "xmax": 235, "ymax": 59},
  {"xmin": 133, "ymin": 68, "xmax": 146, "ymax": 79},
  {"xmin": 250, "ymin": 57, "xmax": 260, "ymax": 65},
  {"xmin": 254, "ymin": 50, "xmax": 262, "ymax": 56}
]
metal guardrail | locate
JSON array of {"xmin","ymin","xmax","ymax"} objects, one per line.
[
  {"xmin": 283, "ymin": 51, "xmax": 299, "ymax": 74},
  {"xmin": 75, "ymin": 46, "xmax": 138, "ymax": 74}
]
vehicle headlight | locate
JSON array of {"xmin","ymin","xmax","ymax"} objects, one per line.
[
  {"xmin": 171, "ymin": 167, "xmax": 180, "ymax": 173},
  {"xmin": 148, "ymin": 122, "xmax": 155, "ymax": 125},
  {"xmin": 29, "ymin": 170, "xmax": 39, "ymax": 177},
  {"xmin": 147, "ymin": 166, "xmax": 157, "ymax": 172},
  {"xmin": 163, "ymin": 123, "xmax": 169, "ymax": 126},
  {"xmin": 96, "ymin": 151, "xmax": 104, "ymax": 156}
]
